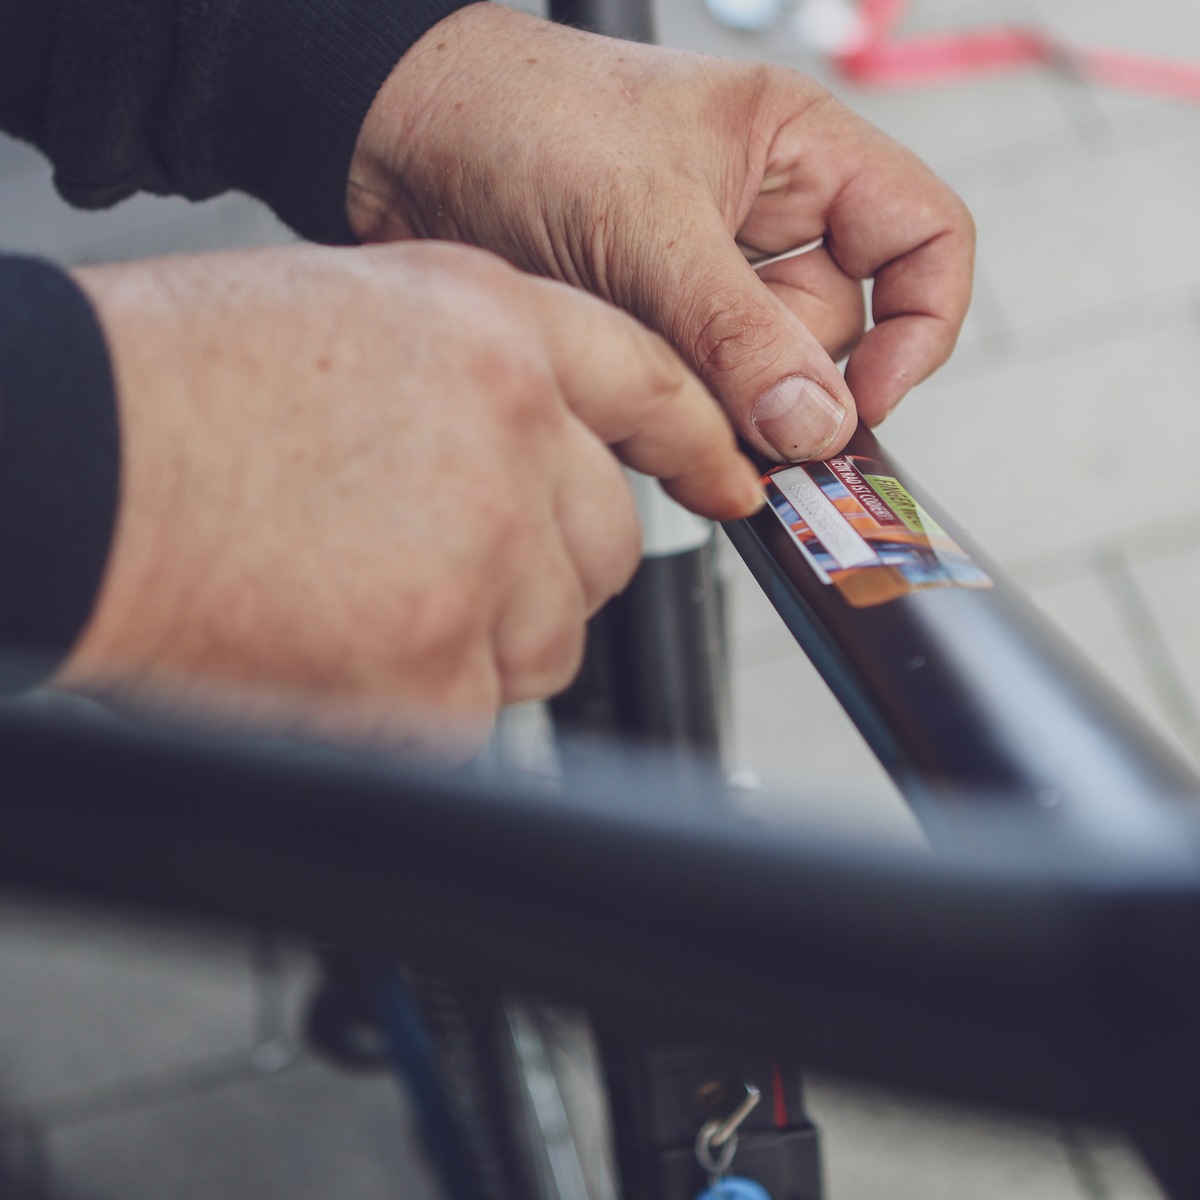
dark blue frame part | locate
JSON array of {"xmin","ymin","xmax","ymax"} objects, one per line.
[
  {"xmin": 1, "ymin": 703, "xmax": 1200, "ymax": 1134},
  {"xmin": 725, "ymin": 427, "xmax": 1200, "ymax": 845}
]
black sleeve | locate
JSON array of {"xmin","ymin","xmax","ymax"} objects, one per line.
[
  {"xmin": 0, "ymin": 0, "xmax": 475, "ymax": 244},
  {"xmin": 0, "ymin": 256, "xmax": 120, "ymax": 690}
]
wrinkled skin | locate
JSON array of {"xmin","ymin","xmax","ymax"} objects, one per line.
[
  {"xmin": 64, "ymin": 242, "xmax": 761, "ymax": 752},
  {"xmin": 348, "ymin": 3, "xmax": 975, "ymax": 462}
]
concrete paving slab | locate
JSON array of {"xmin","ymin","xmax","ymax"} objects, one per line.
[
  {"xmin": 0, "ymin": 135, "xmax": 293, "ymax": 266},
  {"xmin": 45, "ymin": 1056, "xmax": 440, "ymax": 1200},
  {"xmin": 724, "ymin": 550, "xmax": 919, "ymax": 838},
  {"xmin": 961, "ymin": 129, "xmax": 1200, "ymax": 336},
  {"xmin": 1073, "ymin": 1130, "xmax": 1172, "ymax": 1200},
  {"xmin": 1019, "ymin": 563, "xmax": 1199, "ymax": 768},
  {"xmin": 654, "ymin": 0, "xmax": 1084, "ymax": 173},
  {"xmin": 837, "ymin": 70, "xmax": 1085, "ymax": 181},
  {"xmin": 1038, "ymin": 0, "xmax": 1200, "ymax": 128},
  {"xmin": 848, "ymin": 0, "xmax": 1200, "ymax": 142},
  {"xmin": 880, "ymin": 320, "xmax": 1200, "ymax": 570},
  {"xmin": 806, "ymin": 1074, "xmax": 1164, "ymax": 1200},
  {"xmin": 1122, "ymin": 541, "xmax": 1200, "ymax": 759},
  {"xmin": 247, "ymin": 939, "xmax": 321, "ymax": 1051},
  {"xmin": 0, "ymin": 903, "xmax": 257, "ymax": 1113},
  {"xmin": 4, "ymin": 3, "xmax": 1199, "ymax": 1198}
]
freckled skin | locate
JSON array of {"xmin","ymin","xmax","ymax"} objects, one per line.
[
  {"xmin": 63, "ymin": 243, "xmax": 763, "ymax": 754},
  {"xmin": 347, "ymin": 2, "xmax": 974, "ymax": 451}
]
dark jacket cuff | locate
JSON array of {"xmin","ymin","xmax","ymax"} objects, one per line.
[
  {"xmin": 209, "ymin": 0, "xmax": 476, "ymax": 244},
  {"xmin": 0, "ymin": 256, "xmax": 120, "ymax": 691}
]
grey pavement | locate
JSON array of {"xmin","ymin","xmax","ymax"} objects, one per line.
[{"xmin": 3, "ymin": 0, "xmax": 1200, "ymax": 1195}]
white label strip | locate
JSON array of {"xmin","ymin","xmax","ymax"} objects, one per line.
[{"xmin": 770, "ymin": 465, "xmax": 881, "ymax": 571}]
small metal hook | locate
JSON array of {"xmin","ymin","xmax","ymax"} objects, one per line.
[
  {"xmin": 709, "ymin": 1082, "xmax": 763, "ymax": 1148},
  {"xmin": 696, "ymin": 1121, "xmax": 739, "ymax": 1181},
  {"xmin": 695, "ymin": 1081, "xmax": 763, "ymax": 1186}
]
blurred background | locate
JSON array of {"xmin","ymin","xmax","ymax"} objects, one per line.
[{"xmin": 2, "ymin": 0, "xmax": 1199, "ymax": 1196}]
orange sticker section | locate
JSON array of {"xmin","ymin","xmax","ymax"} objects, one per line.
[{"xmin": 763, "ymin": 454, "xmax": 992, "ymax": 608}]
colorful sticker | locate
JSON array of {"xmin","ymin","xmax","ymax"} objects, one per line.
[{"xmin": 762, "ymin": 454, "xmax": 992, "ymax": 608}]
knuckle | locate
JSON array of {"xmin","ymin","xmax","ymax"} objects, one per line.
[
  {"xmin": 401, "ymin": 586, "xmax": 485, "ymax": 667},
  {"xmin": 501, "ymin": 609, "xmax": 587, "ymax": 703},
  {"xmin": 951, "ymin": 192, "xmax": 976, "ymax": 240},
  {"xmin": 472, "ymin": 348, "xmax": 561, "ymax": 429},
  {"xmin": 941, "ymin": 190, "xmax": 977, "ymax": 257},
  {"xmin": 829, "ymin": 318, "xmax": 865, "ymax": 364},
  {"xmin": 582, "ymin": 510, "xmax": 642, "ymax": 615},
  {"xmin": 439, "ymin": 669, "xmax": 503, "ymax": 727},
  {"xmin": 632, "ymin": 329, "xmax": 692, "ymax": 414},
  {"xmin": 683, "ymin": 290, "xmax": 780, "ymax": 382},
  {"xmin": 830, "ymin": 290, "xmax": 868, "ymax": 361},
  {"xmin": 500, "ymin": 375, "xmax": 562, "ymax": 433},
  {"xmin": 731, "ymin": 58, "xmax": 825, "ymax": 120},
  {"xmin": 533, "ymin": 615, "xmax": 587, "ymax": 695},
  {"xmin": 958, "ymin": 201, "xmax": 978, "ymax": 257},
  {"xmin": 481, "ymin": 494, "xmax": 527, "ymax": 554},
  {"xmin": 588, "ymin": 456, "xmax": 644, "ymax": 598},
  {"xmin": 399, "ymin": 238, "xmax": 503, "ymax": 278},
  {"xmin": 607, "ymin": 488, "xmax": 644, "ymax": 598},
  {"xmin": 930, "ymin": 187, "xmax": 976, "ymax": 258}
]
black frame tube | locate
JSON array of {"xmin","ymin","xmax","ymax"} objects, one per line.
[
  {"xmin": 725, "ymin": 427, "xmax": 1200, "ymax": 845},
  {"xmin": 2, "ymin": 704, "xmax": 1200, "ymax": 1133}
]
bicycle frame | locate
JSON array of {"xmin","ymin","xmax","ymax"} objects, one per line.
[
  {"xmin": 3, "ymin": 428, "xmax": 1200, "ymax": 1197},
  {"xmin": 2, "ymin": 8, "xmax": 1195, "ymax": 1198},
  {"xmin": 1, "ymin": 702, "xmax": 1199, "ymax": 1178}
]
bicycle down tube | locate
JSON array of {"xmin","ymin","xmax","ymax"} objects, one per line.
[{"xmin": 2, "ymin": 699, "xmax": 1200, "ymax": 1196}]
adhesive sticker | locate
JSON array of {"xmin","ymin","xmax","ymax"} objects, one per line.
[{"xmin": 762, "ymin": 453, "xmax": 992, "ymax": 608}]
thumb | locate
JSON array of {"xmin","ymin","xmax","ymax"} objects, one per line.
[{"xmin": 652, "ymin": 229, "xmax": 856, "ymax": 462}]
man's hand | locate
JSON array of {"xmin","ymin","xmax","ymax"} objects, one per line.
[
  {"xmin": 348, "ymin": 3, "xmax": 975, "ymax": 461},
  {"xmin": 63, "ymin": 242, "xmax": 762, "ymax": 752}
]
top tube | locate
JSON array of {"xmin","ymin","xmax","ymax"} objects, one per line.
[{"xmin": 726, "ymin": 425, "xmax": 1200, "ymax": 851}]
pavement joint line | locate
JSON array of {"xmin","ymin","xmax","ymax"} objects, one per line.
[
  {"xmin": 1008, "ymin": 290, "xmax": 1197, "ymax": 361},
  {"xmin": 965, "ymin": 268, "xmax": 1019, "ymax": 361},
  {"xmin": 1010, "ymin": 512, "xmax": 1200, "ymax": 590},
  {"xmin": 934, "ymin": 104, "xmax": 1200, "ymax": 198},
  {"xmin": 251, "ymin": 933, "xmax": 302, "ymax": 1046},
  {"xmin": 920, "ymin": 283, "xmax": 1197, "ymax": 398},
  {"xmin": 1039, "ymin": 53, "xmax": 1121, "ymax": 153},
  {"xmin": 0, "ymin": 1117, "xmax": 51, "ymax": 1198},
  {"xmin": 0, "ymin": 1046, "xmax": 309, "ymax": 1135},
  {"xmin": 1059, "ymin": 1122, "xmax": 1120, "ymax": 1200},
  {"xmin": 1093, "ymin": 544, "xmax": 1200, "ymax": 757},
  {"xmin": 934, "ymin": 128, "xmax": 1098, "ymax": 194}
]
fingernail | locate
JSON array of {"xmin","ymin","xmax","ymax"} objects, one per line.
[{"xmin": 751, "ymin": 376, "xmax": 846, "ymax": 460}]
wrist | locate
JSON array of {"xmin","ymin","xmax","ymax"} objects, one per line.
[{"xmin": 346, "ymin": 2, "xmax": 515, "ymax": 244}]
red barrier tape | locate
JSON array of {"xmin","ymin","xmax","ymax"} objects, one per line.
[{"xmin": 835, "ymin": 0, "xmax": 1200, "ymax": 102}]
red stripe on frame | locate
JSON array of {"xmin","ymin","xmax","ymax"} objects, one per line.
[{"xmin": 772, "ymin": 1061, "xmax": 788, "ymax": 1128}]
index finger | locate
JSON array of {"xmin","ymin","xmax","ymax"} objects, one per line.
[
  {"xmin": 744, "ymin": 104, "xmax": 975, "ymax": 425},
  {"xmin": 523, "ymin": 276, "xmax": 765, "ymax": 520},
  {"xmin": 823, "ymin": 139, "xmax": 975, "ymax": 424}
]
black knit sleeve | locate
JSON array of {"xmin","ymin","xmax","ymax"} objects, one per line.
[
  {"xmin": 0, "ymin": 256, "xmax": 121, "ymax": 691},
  {"xmin": 206, "ymin": 0, "xmax": 476, "ymax": 242},
  {"xmin": 0, "ymin": 3, "xmax": 59, "ymax": 146},
  {"xmin": 0, "ymin": 0, "xmax": 475, "ymax": 244}
]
